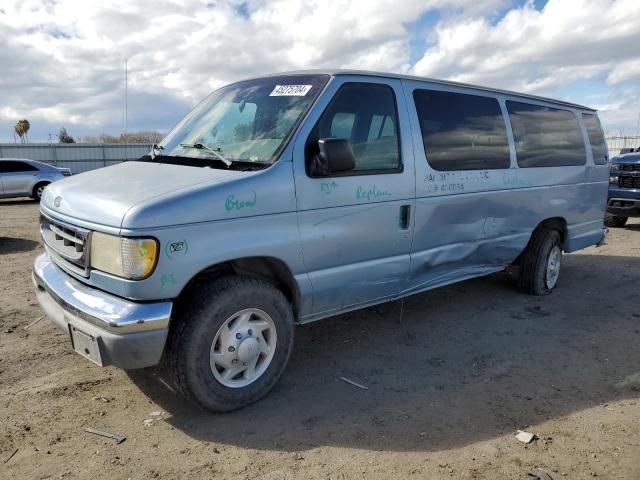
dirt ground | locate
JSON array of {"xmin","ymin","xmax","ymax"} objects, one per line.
[{"xmin": 0, "ymin": 198, "xmax": 639, "ymax": 480}]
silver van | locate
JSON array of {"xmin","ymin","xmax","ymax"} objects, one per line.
[{"xmin": 33, "ymin": 70, "xmax": 608, "ymax": 412}]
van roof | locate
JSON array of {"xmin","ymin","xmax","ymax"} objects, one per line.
[{"xmin": 263, "ymin": 69, "xmax": 596, "ymax": 112}]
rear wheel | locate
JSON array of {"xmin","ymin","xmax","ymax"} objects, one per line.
[
  {"xmin": 167, "ymin": 276, "xmax": 295, "ymax": 412},
  {"xmin": 32, "ymin": 182, "xmax": 49, "ymax": 201},
  {"xmin": 517, "ymin": 228, "xmax": 562, "ymax": 296},
  {"xmin": 604, "ymin": 213, "xmax": 628, "ymax": 228}
]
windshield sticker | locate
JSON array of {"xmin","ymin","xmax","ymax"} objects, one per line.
[{"xmin": 269, "ymin": 85, "xmax": 313, "ymax": 97}]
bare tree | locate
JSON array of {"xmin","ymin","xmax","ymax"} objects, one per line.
[
  {"xmin": 58, "ymin": 127, "xmax": 76, "ymax": 143},
  {"xmin": 78, "ymin": 130, "xmax": 165, "ymax": 144},
  {"xmin": 120, "ymin": 130, "xmax": 165, "ymax": 143}
]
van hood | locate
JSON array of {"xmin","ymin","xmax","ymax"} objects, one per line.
[{"xmin": 41, "ymin": 161, "xmax": 244, "ymax": 228}]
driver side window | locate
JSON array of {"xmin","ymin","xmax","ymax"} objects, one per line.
[{"xmin": 306, "ymin": 83, "xmax": 402, "ymax": 176}]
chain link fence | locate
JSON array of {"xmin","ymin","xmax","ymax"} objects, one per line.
[{"xmin": 606, "ymin": 136, "xmax": 640, "ymax": 158}]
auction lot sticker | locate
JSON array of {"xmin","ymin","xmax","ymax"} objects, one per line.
[{"xmin": 269, "ymin": 85, "xmax": 313, "ymax": 96}]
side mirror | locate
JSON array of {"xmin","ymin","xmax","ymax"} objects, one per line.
[{"xmin": 318, "ymin": 138, "xmax": 355, "ymax": 174}]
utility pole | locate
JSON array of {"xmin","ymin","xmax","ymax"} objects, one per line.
[{"xmin": 125, "ymin": 58, "xmax": 128, "ymax": 160}]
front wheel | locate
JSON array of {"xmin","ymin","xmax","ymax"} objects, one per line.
[
  {"xmin": 517, "ymin": 228, "xmax": 562, "ymax": 296},
  {"xmin": 604, "ymin": 213, "xmax": 628, "ymax": 228},
  {"xmin": 166, "ymin": 276, "xmax": 295, "ymax": 412}
]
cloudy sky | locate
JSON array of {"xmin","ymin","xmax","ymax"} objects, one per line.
[{"xmin": 1, "ymin": 0, "xmax": 639, "ymax": 142}]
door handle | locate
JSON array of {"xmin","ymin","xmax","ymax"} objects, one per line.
[{"xmin": 399, "ymin": 205, "xmax": 411, "ymax": 230}]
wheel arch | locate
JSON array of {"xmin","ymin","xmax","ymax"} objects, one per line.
[
  {"xmin": 176, "ymin": 256, "xmax": 301, "ymax": 319},
  {"xmin": 534, "ymin": 217, "xmax": 568, "ymax": 247},
  {"xmin": 32, "ymin": 180, "xmax": 50, "ymax": 198},
  {"xmin": 514, "ymin": 216, "xmax": 568, "ymax": 266}
]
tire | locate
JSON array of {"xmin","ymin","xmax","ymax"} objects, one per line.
[
  {"xmin": 604, "ymin": 213, "xmax": 628, "ymax": 228},
  {"xmin": 32, "ymin": 182, "xmax": 49, "ymax": 202},
  {"xmin": 517, "ymin": 228, "xmax": 562, "ymax": 296},
  {"xmin": 166, "ymin": 276, "xmax": 295, "ymax": 412}
]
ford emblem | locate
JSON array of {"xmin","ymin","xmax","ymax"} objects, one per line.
[{"xmin": 54, "ymin": 196, "xmax": 62, "ymax": 207}]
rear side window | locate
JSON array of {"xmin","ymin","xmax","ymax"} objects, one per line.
[
  {"xmin": 0, "ymin": 161, "xmax": 38, "ymax": 173},
  {"xmin": 582, "ymin": 113, "xmax": 608, "ymax": 165},
  {"xmin": 307, "ymin": 83, "xmax": 401, "ymax": 174},
  {"xmin": 413, "ymin": 89, "xmax": 510, "ymax": 171},
  {"xmin": 506, "ymin": 101, "xmax": 586, "ymax": 167}
]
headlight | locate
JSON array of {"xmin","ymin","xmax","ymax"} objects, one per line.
[
  {"xmin": 609, "ymin": 163, "xmax": 620, "ymax": 172},
  {"xmin": 90, "ymin": 232, "xmax": 158, "ymax": 280}
]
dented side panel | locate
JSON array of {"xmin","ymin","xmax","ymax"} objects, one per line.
[
  {"xmin": 402, "ymin": 78, "xmax": 608, "ymax": 296},
  {"xmin": 294, "ymin": 76, "xmax": 607, "ymax": 322}
]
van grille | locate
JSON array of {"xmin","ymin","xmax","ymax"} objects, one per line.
[{"xmin": 40, "ymin": 214, "xmax": 90, "ymax": 276}]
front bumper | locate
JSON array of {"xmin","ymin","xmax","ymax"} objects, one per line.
[
  {"xmin": 33, "ymin": 253, "xmax": 172, "ymax": 369},
  {"xmin": 607, "ymin": 197, "xmax": 640, "ymax": 218}
]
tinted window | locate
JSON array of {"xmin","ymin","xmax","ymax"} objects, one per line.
[
  {"xmin": 307, "ymin": 83, "xmax": 401, "ymax": 174},
  {"xmin": 413, "ymin": 89, "xmax": 510, "ymax": 171},
  {"xmin": 582, "ymin": 113, "xmax": 608, "ymax": 165},
  {"xmin": 0, "ymin": 161, "xmax": 38, "ymax": 173},
  {"xmin": 330, "ymin": 112, "xmax": 355, "ymax": 138},
  {"xmin": 507, "ymin": 101, "xmax": 586, "ymax": 167},
  {"xmin": 368, "ymin": 114, "xmax": 395, "ymax": 140}
]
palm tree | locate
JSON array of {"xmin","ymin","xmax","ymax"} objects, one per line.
[
  {"xmin": 14, "ymin": 121, "xmax": 22, "ymax": 143},
  {"xmin": 14, "ymin": 119, "xmax": 30, "ymax": 144}
]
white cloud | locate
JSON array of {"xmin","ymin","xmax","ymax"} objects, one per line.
[
  {"xmin": 411, "ymin": 0, "xmax": 640, "ymax": 134},
  {"xmin": 1, "ymin": 0, "xmax": 443, "ymax": 140},
  {"xmin": 607, "ymin": 59, "xmax": 640, "ymax": 85},
  {"xmin": 0, "ymin": 0, "xmax": 639, "ymax": 140},
  {"xmin": 413, "ymin": 0, "xmax": 640, "ymax": 91}
]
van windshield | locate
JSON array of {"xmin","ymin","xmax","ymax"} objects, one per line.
[{"xmin": 159, "ymin": 75, "xmax": 329, "ymax": 166}]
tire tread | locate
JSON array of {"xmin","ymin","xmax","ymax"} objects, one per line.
[
  {"xmin": 31, "ymin": 181, "xmax": 49, "ymax": 201},
  {"xmin": 604, "ymin": 213, "xmax": 627, "ymax": 228},
  {"xmin": 517, "ymin": 228, "xmax": 561, "ymax": 296}
]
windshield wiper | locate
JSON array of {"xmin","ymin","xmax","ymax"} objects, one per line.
[
  {"xmin": 149, "ymin": 144, "xmax": 164, "ymax": 159},
  {"xmin": 180, "ymin": 143, "xmax": 231, "ymax": 167}
]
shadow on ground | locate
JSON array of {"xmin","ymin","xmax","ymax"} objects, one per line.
[
  {"xmin": 0, "ymin": 198, "xmax": 37, "ymax": 206},
  {"xmin": 613, "ymin": 218, "xmax": 640, "ymax": 231},
  {"xmin": 0, "ymin": 237, "xmax": 40, "ymax": 255},
  {"xmin": 129, "ymin": 252, "xmax": 640, "ymax": 453}
]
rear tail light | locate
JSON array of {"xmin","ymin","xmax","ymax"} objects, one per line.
[{"xmin": 62, "ymin": 171, "xmax": 72, "ymax": 176}]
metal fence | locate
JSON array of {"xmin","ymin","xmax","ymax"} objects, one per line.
[
  {"xmin": 0, "ymin": 143, "xmax": 151, "ymax": 174},
  {"xmin": 1, "ymin": 137, "xmax": 638, "ymax": 174},
  {"xmin": 606, "ymin": 136, "xmax": 640, "ymax": 158}
]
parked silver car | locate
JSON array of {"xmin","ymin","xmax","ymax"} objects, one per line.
[{"xmin": 0, "ymin": 158, "xmax": 71, "ymax": 201}]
